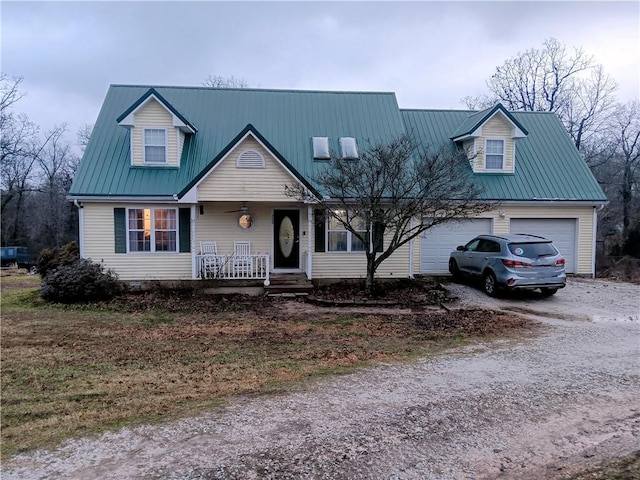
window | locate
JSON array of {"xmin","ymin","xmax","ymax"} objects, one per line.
[
  {"xmin": 340, "ymin": 137, "xmax": 358, "ymax": 159},
  {"xmin": 312, "ymin": 137, "xmax": 330, "ymax": 159},
  {"xmin": 144, "ymin": 129, "xmax": 167, "ymax": 164},
  {"xmin": 485, "ymin": 139, "xmax": 504, "ymax": 170},
  {"xmin": 508, "ymin": 242, "xmax": 558, "ymax": 258},
  {"xmin": 327, "ymin": 210, "xmax": 366, "ymax": 252},
  {"xmin": 127, "ymin": 208, "xmax": 177, "ymax": 252},
  {"xmin": 476, "ymin": 239, "xmax": 501, "ymax": 253},
  {"xmin": 464, "ymin": 239, "xmax": 481, "ymax": 251}
]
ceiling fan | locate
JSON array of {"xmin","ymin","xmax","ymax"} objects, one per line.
[{"xmin": 225, "ymin": 203, "xmax": 250, "ymax": 214}]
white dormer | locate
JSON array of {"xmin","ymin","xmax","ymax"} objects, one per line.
[
  {"xmin": 117, "ymin": 89, "xmax": 196, "ymax": 167},
  {"xmin": 451, "ymin": 104, "xmax": 528, "ymax": 174}
]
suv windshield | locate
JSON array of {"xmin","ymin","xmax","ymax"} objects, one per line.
[{"xmin": 508, "ymin": 242, "xmax": 558, "ymax": 258}]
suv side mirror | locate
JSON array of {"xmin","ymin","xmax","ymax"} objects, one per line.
[{"xmin": 456, "ymin": 245, "xmax": 465, "ymax": 251}]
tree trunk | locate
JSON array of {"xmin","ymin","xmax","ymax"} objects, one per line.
[
  {"xmin": 365, "ymin": 254, "xmax": 376, "ymax": 297},
  {"xmin": 622, "ymin": 162, "xmax": 632, "ymax": 230}
]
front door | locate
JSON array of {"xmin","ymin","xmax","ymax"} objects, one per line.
[{"xmin": 273, "ymin": 209, "xmax": 300, "ymax": 269}]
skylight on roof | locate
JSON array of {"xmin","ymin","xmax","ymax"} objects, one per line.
[
  {"xmin": 312, "ymin": 137, "xmax": 330, "ymax": 160},
  {"xmin": 340, "ymin": 137, "xmax": 358, "ymax": 159}
]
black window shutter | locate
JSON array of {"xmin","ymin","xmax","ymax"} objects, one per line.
[
  {"xmin": 114, "ymin": 208, "xmax": 126, "ymax": 253},
  {"xmin": 314, "ymin": 209, "xmax": 326, "ymax": 252},
  {"xmin": 179, "ymin": 208, "xmax": 191, "ymax": 253},
  {"xmin": 373, "ymin": 221, "xmax": 384, "ymax": 253}
]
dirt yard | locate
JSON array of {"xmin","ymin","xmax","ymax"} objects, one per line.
[{"xmin": 2, "ymin": 277, "xmax": 639, "ymax": 479}]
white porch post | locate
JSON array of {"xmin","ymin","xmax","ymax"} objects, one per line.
[
  {"xmin": 191, "ymin": 205, "xmax": 197, "ymax": 279},
  {"xmin": 307, "ymin": 205, "xmax": 313, "ymax": 280},
  {"xmin": 77, "ymin": 202, "xmax": 85, "ymax": 258}
]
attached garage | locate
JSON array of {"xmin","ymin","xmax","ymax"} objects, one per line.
[
  {"xmin": 510, "ymin": 218, "xmax": 577, "ymax": 273},
  {"xmin": 420, "ymin": 219, "xmax": 492, "ymax": 274}
]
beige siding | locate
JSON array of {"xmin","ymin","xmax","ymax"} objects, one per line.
[
  {"xmin": 413, "ymin": 205, "xmax": 596, "ymax": 275},
  {"xmin": 196, "ymin": 203, "xmax": 282, "ymax": 262},
  {"xmin": 312, "ymin": 243, "xmax": 411, "ymax": 279},
  {"xmin": 197, "ymin": 137, "xmax": 296, "ymax": 202},
  {"xmin": 196, "ymin": 203, "xmax": 412, "ymax": 278},
  {"xmin": 177, "ymin": 130, "xmax": 185, "ymax": 161},
  {"xmin": 82, "ymin": 201, "xmax": 596, "ymax": 280},
  {"xmin": 131, "ymin": 99, "xmax": 179, "ymax": 166},
  {"xmin": 310, "ymin": 213, "xmax": 412, "ymax": 279},
  {"xmin": 474, "ymin": 113, "xmax": 515, "ymax": 173},
  {"xmin": 82, "ymin": 203, "xmax": 192, "ymax": 281}
]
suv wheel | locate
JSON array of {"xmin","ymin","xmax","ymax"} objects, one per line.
[
  {"xmin": 483, "ymin": 272, "xmax": 498, "ymax": 297},
  {"xmin": 448, "ymin": 259, "xmax": 460, "ymax": 280}
]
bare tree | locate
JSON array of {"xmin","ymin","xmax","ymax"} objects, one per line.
[
  {"xmin": 461, "ymin": 38, "xmax": 617, "ymax": 154},
  {"xmin": 609, "ymin": 101, "xmax": 640, "ymax": 231},
  {"xmin": 1, "ymin": 75, "xmax": 39, "ymax": 244},
  {"xmin": 202, "ymin": 75, "xmax": 248, "ymax": 88},
  {"xmin": 565, "ymin": 65, "xmax": 618, "ymax": 151},
  {"xmin": 287, "ymin": 135, "xmax": 493, "ymax": 295},
  {"xmin": 34, "ymin": 124, "xmax": 76, "ymax": 248},
  {"xmin": 1, "ymin": 75, "xmax": 79, "ymax": 250},
  {"xmin": 77, "ymin": 123, "xmax": 93, "ymax": 154},
  {"xmin": 0, "ymin": 74, "xmax": 25, "ymax": 118}
]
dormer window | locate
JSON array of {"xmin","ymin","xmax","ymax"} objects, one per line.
[
  {"xmin": 485, "ymin": 139, "xmax": 504, "ymax": 170},
  {"xmin": 340, "ymin": 137, "xmax": 358, "ymax": 159},
  {"xmin": 144, "ymin": 128, "xmax": 167, "ymax": 164},
  {"xmin": 312, "ymin": 137, "xmax": 330, "ymax": 160}
]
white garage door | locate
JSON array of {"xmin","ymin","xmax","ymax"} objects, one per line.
[
  {"xmin": 510, "ymin": 219, "xmax": 577, "ymax": 273},
  {"xmin": 420, "ymin": 219, "xmax": 492, "ymax": 274}
]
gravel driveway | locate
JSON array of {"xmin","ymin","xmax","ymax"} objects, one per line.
[{"xmin": 4, "ymin": 278, "xmax": 639, "ymax": 480}]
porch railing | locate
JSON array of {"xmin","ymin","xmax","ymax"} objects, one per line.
[{"xmin": 196, "ymin": 254, "xmax": 270, "ymax": 285}]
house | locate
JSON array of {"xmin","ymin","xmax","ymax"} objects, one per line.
[{"xmin": 68, "ymin": 85, "xmax": 607, "ymax": 284}]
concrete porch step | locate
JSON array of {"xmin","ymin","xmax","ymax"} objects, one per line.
[{"xmin": 265, "ymin": 273, "xmax": 314, "ymax": 295}]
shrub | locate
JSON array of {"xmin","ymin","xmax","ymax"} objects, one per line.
[
  {"xmin": 41, "ymin": 259, "xmax": 125, "ymax": 303},
  {"xmin": 36, "ymin": 242, "xmax": 80, "ymax": 278}
]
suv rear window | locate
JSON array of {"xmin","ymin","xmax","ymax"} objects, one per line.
[{"xmin": 508, "ymin": 242, "xmax": 558, "ymax": 258}]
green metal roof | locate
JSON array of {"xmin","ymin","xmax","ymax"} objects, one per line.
[
  {"xmin": 70, "ymin": 84, "xmax": 606, "ymax": 203},
  {"xmin": 403, "ymin": 108, "xmax": 606, "ymax": 202},
  {"xmin": 70, "ymin": 85, "xmax": 406, "ymax": 198}
]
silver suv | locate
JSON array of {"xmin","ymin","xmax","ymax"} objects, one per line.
[{"xmin": 449, "ymin": 234, "xmax": 566, "ymax": 297}]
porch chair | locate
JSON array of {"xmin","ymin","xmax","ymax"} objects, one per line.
[
  {"xmin": 200, "ymin": 241, "xmax": 219, "ymax": 278},
  {"xmin": 200, "ymin": 241, "xmax": 218, "ymax": 254},
  {"xmin": 233, "ymin": 241, "xmax": 252, "ymax": 278}
]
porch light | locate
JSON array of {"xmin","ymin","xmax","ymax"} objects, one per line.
[{"xmin": 238, "ymin": 212, "xmax": 255, "ymax": 230}]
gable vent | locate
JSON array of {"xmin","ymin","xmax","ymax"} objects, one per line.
[{"xmin": 237, "ymin": 150, "xmax": 265, "ymax": 169}]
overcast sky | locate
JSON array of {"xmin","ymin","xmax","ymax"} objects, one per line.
[{"xmin": 2, "ymin": 1, "xmax": 639, "ymax": 147}]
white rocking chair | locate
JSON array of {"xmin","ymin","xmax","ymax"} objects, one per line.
[
  {"xmin": 233, "ymin": 241, "xmax": 252, "ymax": 278},
  {"xmin": 200, "ymin": 241, "xmax": 219, "ymax": 278}
]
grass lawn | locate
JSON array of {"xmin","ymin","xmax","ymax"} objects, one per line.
[
  {"xmin": 1, "ymin": 274, "xmax": 536, "ymax": 460},
  {"xmin": 567, "ymin": 452, "xmax": 640, "ymax": 480}
]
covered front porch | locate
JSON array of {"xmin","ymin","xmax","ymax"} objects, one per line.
[{"xmin": 192, "ymin": 201, "xmax": 313, "ymax": 285}]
